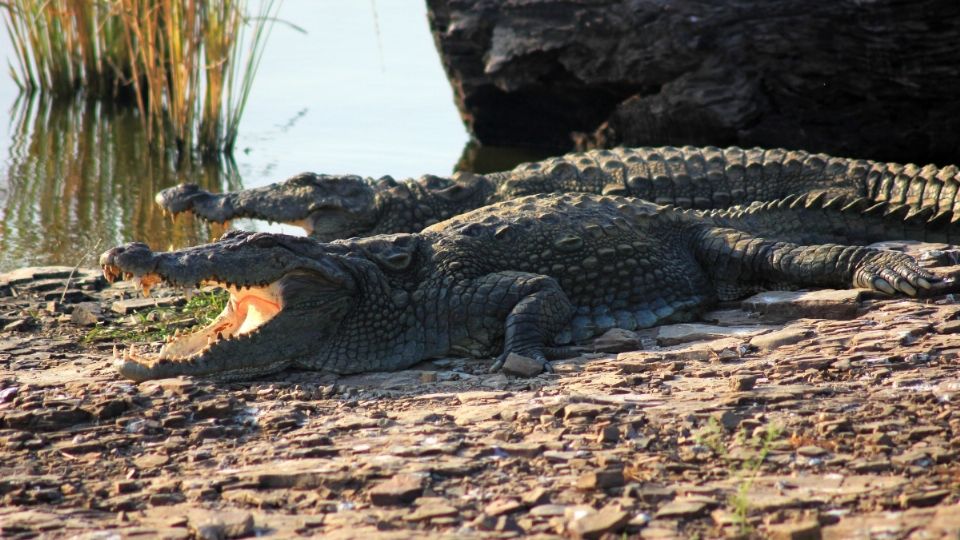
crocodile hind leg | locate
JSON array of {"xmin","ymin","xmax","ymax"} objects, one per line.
[
  {"xmin": 458, "ymin": 272, "xmax": 574, "ymax": 374},
  {"xmin": 693, "ymin": 226, "xmax": 936, "ymax": 298}
]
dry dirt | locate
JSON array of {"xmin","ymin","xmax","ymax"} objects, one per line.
[{"xmin": 2, "ymin": 243, "xmax": 960, "ymax": 539}]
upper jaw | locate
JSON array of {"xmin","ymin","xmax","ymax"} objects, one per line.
[
  {"xmin": 155, "ymin": 184, "xmax": 234, "ymax": 221},
  {"xmin": 99, "ymin": 232, "xmax": 354, "ymax": 293}
]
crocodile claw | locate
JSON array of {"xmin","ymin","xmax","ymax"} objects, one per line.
[{"xmin": 853, "ymin": 251, "xmax": 937, "ymax": 297}]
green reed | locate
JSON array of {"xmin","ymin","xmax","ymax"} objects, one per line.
[{"xmin": 1, "ymin": 0, "xmax": 279, "ymax": 155}]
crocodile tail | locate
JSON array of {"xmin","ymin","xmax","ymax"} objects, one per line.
[
  {"xmin": 493, "ymin": 145, "xmax": 884, "ymax": 209},
  {"xmin": 704, "ymin": 193, "xmax": 960, "ymax": 246},
  {"xmin": 863, "ymin": 162, "xmax": 960, "ymax": 216}
]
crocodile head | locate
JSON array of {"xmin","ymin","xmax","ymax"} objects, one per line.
[
  {"xmin": 99, "ymin": 231, "xmax": 361, "ymax": 382},
  {"xmin": 155, "ymin": 173, "xmax": 384, "ymax": 240}
]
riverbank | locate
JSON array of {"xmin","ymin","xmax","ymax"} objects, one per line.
[{"xmin": 1, "ymin": 243, "xmax": 959, "ymax": 538}]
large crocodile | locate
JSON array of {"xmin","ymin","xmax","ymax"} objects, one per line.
[
  {"xmin": 156, "ymin": 146, "xmax": 960, "ymax": 240},
  {"xmin": 101, "ymin": 192, "xmax": 949, "ymax": 382}
]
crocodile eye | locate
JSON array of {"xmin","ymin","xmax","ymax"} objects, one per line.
[
  {"xmin": 379, "ymin": 252, "xmax": 412, "ymax": 270},
  {"xmin": 248, "ymin": 234, "xmax": 278, "ymax": 248}
]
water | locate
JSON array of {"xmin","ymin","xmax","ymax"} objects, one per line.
[{"xmin": 0, "ymin": 1, "xmax": 542, "ymax": 272}]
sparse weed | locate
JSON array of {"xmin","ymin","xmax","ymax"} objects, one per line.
[
  {"xmin": 83, "ymin": 289, "xmax": 227, "ymax": 344},
  {"xmin": 696, "ymin": 417, "xmax": 784, "ymax": 535}
]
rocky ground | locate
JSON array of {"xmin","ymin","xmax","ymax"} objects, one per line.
[{"xmin": 2, "ymin": 243, "xmax": 960, "ymax": 539}]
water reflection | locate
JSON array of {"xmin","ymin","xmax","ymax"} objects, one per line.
[
  {"xmin": 455, "ymin": 140, "xmax": 555, "ymax": 175},
  {"xmin": 0, "ymin": 97, "xmax": 238, "ymax": 271}
]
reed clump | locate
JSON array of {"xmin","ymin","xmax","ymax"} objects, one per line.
[{"xmin": 1, "ymin": 0, "xmax": 279, "ymax": 155}]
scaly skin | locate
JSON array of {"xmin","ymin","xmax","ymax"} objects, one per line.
[
  {"xmin": 156, "ymin": 146, "xmax": 960, "ymax": 240},
  {"xmin": 101, "ymin": 193, "xmax": 939, "ymax": 382}
]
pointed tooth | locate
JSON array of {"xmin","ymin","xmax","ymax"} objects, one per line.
[{"xmin": 112, "ymin": 345, "xmax": 119, "ymax": 359}]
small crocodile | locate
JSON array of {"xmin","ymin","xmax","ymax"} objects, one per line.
[
  {"xmin": 101, "ymin": 192, "xmax": 946, "ymax": 382},
  {"xmin": 156, "ymin": 146, "xmax": 960, "ymax": 240}
]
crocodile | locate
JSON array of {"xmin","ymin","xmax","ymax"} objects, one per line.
[
  {"xmin": 156, "ymin": 146, "xmax": 960, "ymax": 241},
  {"xmin": 100, "ymin": 192, "xmax": 947, "ymax": 382}
]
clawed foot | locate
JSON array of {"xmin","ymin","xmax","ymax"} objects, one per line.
[{"xmin": 854, "ymin": 251, "xmax": 936, "ymax": 296}]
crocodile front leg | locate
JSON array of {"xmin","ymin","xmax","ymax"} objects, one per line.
[
  {"xmin": 693, "ymin": 226, "xmax": 936, "ymax": 299},
  {"xmin": 446, "ymin": 272, "xmax": 574, "ymax": 374}
]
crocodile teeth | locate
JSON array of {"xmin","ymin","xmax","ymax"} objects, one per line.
[{"xmin": 113, "ymin": 345, "xmax": 119, "ymax": 359}]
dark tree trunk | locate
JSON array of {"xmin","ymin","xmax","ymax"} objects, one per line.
[{"xmin": 427, "ymin": 0, "xmax": 960, "ymax": 165}]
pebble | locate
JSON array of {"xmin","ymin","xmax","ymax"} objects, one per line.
[
  {"xmin": 592, "ymin": 328, "xmax": 641, "ymax": 352},
  {"xmin": 743, "ymin": 289, "xmax": 863, "ymax": 321},
  {"xmin": 405, "ymin": 503, "xmax": 457, "ymax": 522},
  {"xmin": 729, "ymin": 374, "xmax": 758, "ymax": 391},
  {"xmin": 750, "ymin": 327, "xmax": 814, "ymax": 351},
  {"xmin": 656, "ymin": 323, "xmax": 770, "ymax": 346},
  {"xmin": 368, "ymin": 474, "xmax": 425, "ymax": 506},
  {"xmin": 766, "ymin": 520, "xmax": 822, "ymax": 540},
  {"xmin": 501, "ymin": 353, "xmax": 545, "ymax": 377},
  {"xmin": 567, "ymin": 505, "xmax": 630, "ymax": 540},
  {"xmin": 655, "ymin": 500, "xmax": 708, "ymax": 519},
  {"xmin": 111, "ymin": 296, "xmax": 183, "ymax": 315},
  {"xmin": 796, "ymin": 445, "xmax": 829, "ymax": 458}
]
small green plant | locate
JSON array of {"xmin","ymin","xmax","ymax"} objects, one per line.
[
  {"xmin": 728, "ymin": 423, "xmax": 783, "ymax": 533},
  {"xmin": 83, "ymin": 289, "xmax": 227, "ymax": 344},
  {"xmin": 695, "ymin": 417, "xmax": 783, "ymax": 535}
]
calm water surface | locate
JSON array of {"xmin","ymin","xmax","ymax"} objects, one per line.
[{"xmin": 0, "ymin": 1, "xmax": 536, "ymax": 271}]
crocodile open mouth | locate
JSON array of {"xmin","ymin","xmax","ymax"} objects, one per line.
[{"xmin": 102, "ymin": 265, "xmax": 284, "ymax": 363}]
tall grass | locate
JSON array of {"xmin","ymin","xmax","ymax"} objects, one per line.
[{"xmin": 1, "ymin": 0, "xmax": 280, "ymax": 155}]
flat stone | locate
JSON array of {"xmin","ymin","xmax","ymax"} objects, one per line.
[
  {"xmin": 656, "ymin": 323, "xmax": 770, "ymax": 346},
  {"xmin": 188, "ymin": 510, "xmax": 254, "ymax": 539},
  {"xmin": 529, "ymin": 504, "xmax": 566, "ymax": 517},
  {"xmin": 900, "ymin": 489, "xmax": 950, "ymax": 508},
  {"xmin": 497, "ymin": 442, "xmax": 543, "ymax": 457},
  {"xmin": 484, "ymin": 498, "xmax": 523, "ymax": 516},
  {"xmin": 368, "ymin": 474, "xmax": 425, "ymax": 506},
  {"xmin": 750, "ymin": 327, "xmax": 814, "ymax": 351},
  {"xmin": 729, "ymin": 374, "xmax": 758, "ymax": 391},
  {"xmin": 453, "ymin": 405, "xmax": 500, "ymax": 426},
  {"xmin": 563, "ymin": 402, "xmax": 608, "ymax": 419},
  {"xmin": 576, "ymin": 469, "xmax": 624, "ymax": 490},
  {"xmin": 743, "ymin": 289, "xmax": 864, "ymax": 321},
  {"xmin": 796, "ymin": 445, "xmax": 829, "ymax": 458},
  {"xmin": 501, "ymin": 353, "xmax": 545, "ymax": 377},
  {"xmin": 2, "ymin": 319, "xmax": 30, "ymax": 332},
  {"xmin": 592, "ymin": 328, "xmax": 641, "ymax": 352},
  {"xmin": 111, "ymin": 296, "xmax": 183, "ymax": 315},
  {"xmin": 766, "ymin": 520, "xmax": 822, "ymax": 540},
  {"xmin": 568, "ymin": 506, "xmax": 630, "ymax": 540},
  {"xmin": 134, "ymin": 454, "xmax": 170, "ymax": 469},
  {"xmin": 405, "ymin": 503, "xmax": 458, "ymax": 521},
  {"xmin": 456, "ymin": 390, "xmax": 511, "ymax": 403},
  {"xmin": 934, "ymin": 320, "xmax": 960, "ymax": 334},
  {"xmin": 713, "ymin": 410, "xmax": 744, "ymax": 431},
  {"xmin": 655, "ymin": 500, "xmax": 708, "ymax": 519}
]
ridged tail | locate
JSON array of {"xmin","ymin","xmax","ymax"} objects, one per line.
[
  {"xmin": 492, "ymin": 145, "xmax": 960, "ymax": 216},
  {"xmin": 698, "ymin": 192, "xmax": 960, "ymax": 246}
]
